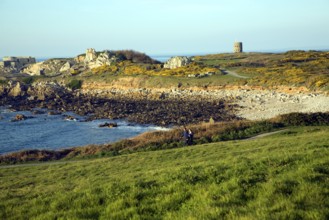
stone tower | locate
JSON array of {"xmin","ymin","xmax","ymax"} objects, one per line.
[{"xmin": 233, "ymin": 42, "xmax": 243, "ymax": 53}]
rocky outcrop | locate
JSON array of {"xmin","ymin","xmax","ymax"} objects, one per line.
[
  {"xmin": 75, "ymin": 49, "xmax": 122, "ymax": 69},
  {"xmin": 22, "ymin": 59, "xmax": 73, "ymax": 76},
  {"xmin": 22, "ymin": 62, "xmax": 44, "ymax": 75},
  {"xmin": 164, "ymin": 56, "xmax": 191, "ymax": 69},
  {"xmin": 60, "ymin": 62, "xmax": 72, "ymax": 72},
  {"xmin": 99, "ymin": 122, "xmax": 118, "ymax": 128},
  {"xmin": 94, "ymin": 52, "xmax": 120, "ymax": 67},
  {"xmin": 74, "ymin": 55, "xmax": 85, "ymax": 63},
  {"xmin": 8, "ymin": 81, "xmax": 26, "ymax": 97},
  {"xmin": 84, "ymin": 48, "xmax": 97, "ymax": 62},
  {"xmin": 11, "ymin": 114, "xmax": 30, "ymax": 122},
  {"xmin": 20, "ymin": 49, "xmax": 121, "ymax": 76},
  {"xmin": 26, "ymin": 81, "xmax": 67, "ymax": 101}
]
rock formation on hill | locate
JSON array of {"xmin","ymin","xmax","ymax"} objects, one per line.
[
  {"xmin": 18, "ymin": 49, "xmax": 121, "ymax": 76},
  {"xmin": 23, "ymin": 59, "xmax": 72, "ymax": 76},
  {"xmin": 164, "ymin": 56, "xmax": 191, "ymax": 69},
  {"xmin": 77, "ymin": 49, "xmax": 122, "ymax": 69},
  {"xmin": 1, "ymin": 48, "xmax": 160, "ymax": 76}
]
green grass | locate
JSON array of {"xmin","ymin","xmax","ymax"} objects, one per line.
[{"xmin": 1, "ymin": 126, "xmax": 329, "ymax": 219}]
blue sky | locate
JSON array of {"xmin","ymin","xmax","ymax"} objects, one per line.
[{"xmin": 0, "ymin": 0, "xmax": 328, "ymax": 57}]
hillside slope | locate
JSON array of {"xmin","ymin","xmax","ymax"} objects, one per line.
[{"xmin": 1, "ymin": 126, "xmax": 328, "ymax": 219}]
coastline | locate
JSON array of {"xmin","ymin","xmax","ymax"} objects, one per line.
[
  {"xmin": 1, "ymin": 79, "xmax": 328, "ymax": 159},
  {"xmin": 0, "ymin": 107, "xmax": 167, "ymax": 155}
]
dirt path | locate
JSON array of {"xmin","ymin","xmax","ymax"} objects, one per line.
[
  {"xmin": 221, "ymin": 69, "xmax": 249, "ymax": 79},
  {"xmin": 245, "ymin": 129, "xmax": 288, "ymax": 140}
]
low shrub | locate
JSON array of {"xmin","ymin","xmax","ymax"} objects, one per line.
[
  {"xmin": 274, "ymin": 112, "xmax": 329, "ymax": 126},
  {"xmin": 22, "ymin": 76, "xmax": 36, "ymax": 85},
  {"xmin": 66, "ymin": 79, "xmax": 83, "ymax": 90},
  {"xmin": 0, "ymin": 79, "xmax": 8, "ymax": 84}
]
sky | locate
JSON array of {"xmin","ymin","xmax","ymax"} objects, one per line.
[{"xmin": 0, "ymin": 0, "xmax": 328, "ymax": 58}]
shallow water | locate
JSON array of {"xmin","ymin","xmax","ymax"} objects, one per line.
[{"xmin": 0, "ymin": 107, "xmax": 166, "ymax": 154}]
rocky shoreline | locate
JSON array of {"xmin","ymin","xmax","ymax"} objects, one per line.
[
  {"xmin": 80, "ymin": 82, "xmax": 329, "ymax": 121},
  {"xmin": 1, "ymin": 80, "xmax": 329, "ymax": 126},
  {"xmin": 0, "ymin": 81, "xmax": 238, "ymax": 126}
]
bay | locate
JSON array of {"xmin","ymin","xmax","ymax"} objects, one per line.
[{"xmin": 0, "ymin": 107, "xmax": 167, "ymax": 155}]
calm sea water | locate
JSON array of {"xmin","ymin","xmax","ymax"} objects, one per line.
[{"xmin": 0, "ymin": 107, "xmax": 167, "ymax": 155}]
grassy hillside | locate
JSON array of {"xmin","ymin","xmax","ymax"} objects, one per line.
[
  {"xmin": 1, "ymin": 126, "xmax": 328, "ymax": 219},
  {"xmin": 195, "ymin": 51, "xmax": 329, "ymax": 91}
]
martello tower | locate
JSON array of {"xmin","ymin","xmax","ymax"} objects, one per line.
[{"xmin": 233, "ymin": 42, "xmax": 243, "ymax": 53}]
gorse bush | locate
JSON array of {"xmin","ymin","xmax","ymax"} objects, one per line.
[{"xmin": 91, "ymin": 65, "xmax": 118, "ymax": 74}]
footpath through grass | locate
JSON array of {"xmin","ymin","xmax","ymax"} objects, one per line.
[{"xmin": 1, "ymin": 126, "xmax": 329, "ymax": 219}]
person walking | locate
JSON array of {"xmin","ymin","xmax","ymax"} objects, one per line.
[
  {"xmin": 188, "ymin": 129, "xmax": 194, "ymax": 145},
  {"xmin": 183, "ymin": 127, "xmax": 189, "ymax": 146}
]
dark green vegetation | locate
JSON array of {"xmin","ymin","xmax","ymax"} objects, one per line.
[
  {"xmin": 21, "ymin": 75, "xmax": 44, "ymax": 85},
  {"xmin": 1, "ymin": 126, "xmax": 328, "ymax": 219},
  {"xmin": 66, "ymin": 79, "xmax": 83, "ymax": 90}
]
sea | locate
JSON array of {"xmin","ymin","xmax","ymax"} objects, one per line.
[{"xmin": 0, "ymin": 107, "xmax": 167, "ymax": 155}]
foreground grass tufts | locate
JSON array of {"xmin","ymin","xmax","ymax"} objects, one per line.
[{"xmin": 0, "ymin": 126, "xmax": 328, "ymax": 219}]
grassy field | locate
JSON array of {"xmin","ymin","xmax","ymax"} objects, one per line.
[{"xmin": 1, "ymin": 126, "xmax": 328, "ymax": 219}]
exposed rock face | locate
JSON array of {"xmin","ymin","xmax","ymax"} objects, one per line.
[
  {"xmin": 22, "ymin": 59, "xmax": 73, "ymax": 76},
  {"xmin": 74, "ymin": 49, "xmax": 122, "ymax": 69},
  {"xmin": 95, "ymin": 52, "xmax": 118, "ymax": 67},
  {"xmin": 8, "ymin": 81, "xmax": 26, "ymax": 97},
  {"xmin": 26, "ymin": 81, "xmax": 66, "ymax": 101},
  {"xmin": 60, "ymin": 62, "xmax": 72, "ymax": 72},
  {"xmin": 22, "ymin": 62, "xmax": 44, "ymax": 75},
  {"xmin": 74, "ymin": 55, "xmax": 85, "ymax": 63},
  {"xmin": 164, "ymin": 56, "xmax": 191, "ymax": 69},
  {"xmin": 84, "ymin": 48, "xmax": 97, "ymax": 62},
  {"xmin": 89, "ymin": 51, "xmax": 120, "ymax": 69}
]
